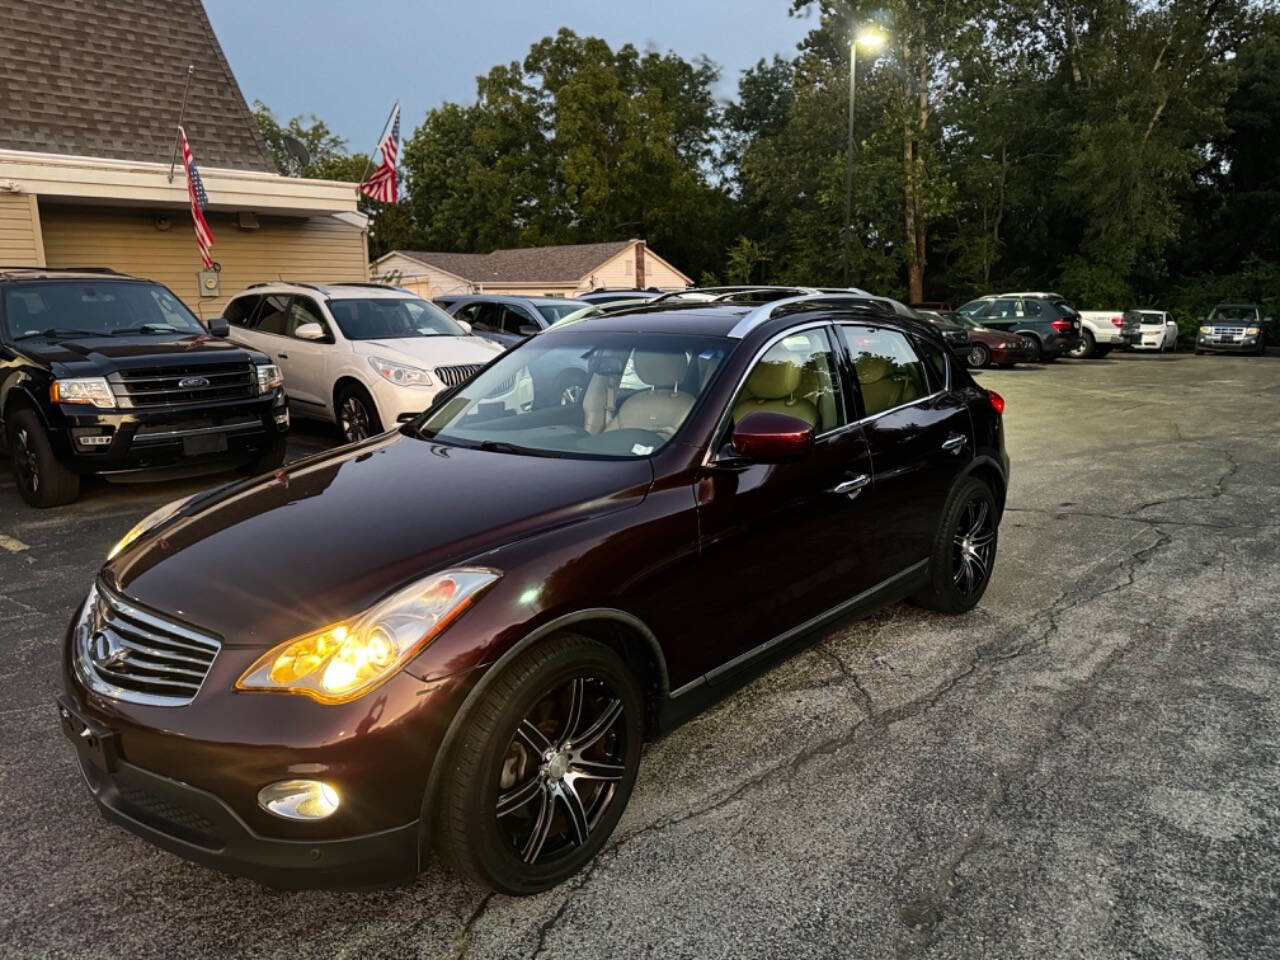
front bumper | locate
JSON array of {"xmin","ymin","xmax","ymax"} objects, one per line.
[
  {"xmin": 1196, "ymin": 335, "xmax": 1259, "ymax": 353},
  {"xmin": 988, "ymin": 340, "xmax": 1037, "ymax": 364}
]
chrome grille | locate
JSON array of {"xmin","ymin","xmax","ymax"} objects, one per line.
[
  {"xmin": 1212, "ymin": 325, "xmax": 1245, "ymax": 337},
  {"xmin": 434, "ymin": 363, "xmax": 485, "ymax": 388},
  {"xmin": 74, "ymin": 582, "xmax": 220, "ymax": 706},
  {"xmin": 110, "ymin": 362, "xmax": 256, "ymax": 408}
]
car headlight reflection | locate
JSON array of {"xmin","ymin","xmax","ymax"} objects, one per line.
[
  {"xmin": 106, "ymin": 493, "xmax": 199, "ymax": 560},
  {"xmin": 236, "ymin": 568, "xmax": 500, "ymax": 704}
]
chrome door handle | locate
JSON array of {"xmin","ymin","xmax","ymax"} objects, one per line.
[
  {"xmin": 941, "ymin": 433, "xmax": 965, "ymax": 453},
  {"xmin": 829, "ymin": 474, "xmax": 870, "ymax": 496}
]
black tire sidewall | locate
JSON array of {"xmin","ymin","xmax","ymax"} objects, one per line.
[
  {"xmin": 441, "ymin": 636, "xmax": 643, "ymax": 895},
  {"xmin": 7, "ymin": 408, "xmax": 79, "ymax": 507}
]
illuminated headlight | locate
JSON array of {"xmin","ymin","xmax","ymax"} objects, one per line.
[
  {"xmin": 107, "ymin": 493, "xmax": 199, "ymax": 560},
  {"xmin": 1199, "ymin": 325, "xmax": 1212, "ymax": 334},
  {"xmin": 50, "ymin": 377, "xmax": 114, "ymax": 408},
  {"xmin": 369, "ymin": 356, "xmax": 432, "ymax": 388},
  {"xmin": 258, "ymin": 780, "xmax": 340, "ymax": 821},
  {"xmin": 1245, "ymin": 326, "xmax": 1261, "ymax": 335},
  {"xmin": 255, "ymin": 363, "xmax": 283, "ymax": 393},
  {"xmin": 236, "ymin": 568, "xmax": 500, "ymax": 704}
]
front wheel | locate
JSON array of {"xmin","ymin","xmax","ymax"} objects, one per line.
[
  {"xmin": 336, "ymin": 384, "xmax": 383, "ymax": 444},
  {"xmin": 6, "ymin": 408, "xmax": 80, "ymax": 507},
  {"xmin": 1066, "ymin": 330, "xmax": 1095, "ymax": 359},
  {"xmin": 967, "ymin": 343, "xmax": 991, "ymax": 369},
  {"xmin": 435, "ymin": 634, "xmax": 643, "ymax": 895},
  {"xmin": 911, "ymin": 477, "xmax": 998, "ymax": 614}
]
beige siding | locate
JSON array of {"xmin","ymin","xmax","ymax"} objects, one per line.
[
  {"xmin": 40, "ymin": 207, "xmax": 367, "ymax": 319},
  {"xmin": 575, "ymin": 242, "xmax": 690, "ymax": 293},
  {"xmin": 642, "ymin": 249, "xmax": 690, "ymax": 290},
  {"xmin": 0, "ymin": 193, "xmax": 45, "ymax": 266},
  {"xmin": 477, "ymin": 284, "xmax": 578, "ymax": 297},
  {"xmin": 375, "ymin": 258, "xmax": 476, "ymax": 299}
]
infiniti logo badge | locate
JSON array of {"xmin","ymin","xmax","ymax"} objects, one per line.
[
  {"xmin": 178, "ymin": 376, "xmax": 210, "ymax": 388},
  {"xmin": 90, "ymin": 632, "xmax": 129, "ymax": 670}
]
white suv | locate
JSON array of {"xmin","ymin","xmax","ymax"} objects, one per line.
[{"xmin": 222, "ymin": 282, "xmax": 509, "ymax": 443}]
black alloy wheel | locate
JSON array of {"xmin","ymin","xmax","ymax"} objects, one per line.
[
  {"xmin": 967, "ymin": 343, "xmax": 991, "ymax": 369},
  {"xmin": 337, "ymin": 386, "xmax": 382, "ymax": 444},
  {"xmin": 912, "ymin": 477, "xmax": 998, "ymax": 614},
  {"xmin": 435, "ymin": 634, "xmax": 643, "ymax": 895}
]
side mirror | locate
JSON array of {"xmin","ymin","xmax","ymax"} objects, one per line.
[
  {"xmin": 207, "ymin": 316, "xmax": 229, "ymax": 338},
  {"xmin": 456, "ymin": 319, "xmax": 472, "ymax": 335},
  {"xmin": 730, "ymin": 411, "xmax": 814, "ymax": 461},
  {"xmin": 294, "ymin": 322, "xmax": 326, "ymax": 341},
  {"xmin": 518, "ymin": 323, "xmax": 540, "ymax": 337}
]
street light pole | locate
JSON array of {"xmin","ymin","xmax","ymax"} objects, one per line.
[{"xmin": 843, "ymin": 40, "xmax": 857, "ymax": 287}]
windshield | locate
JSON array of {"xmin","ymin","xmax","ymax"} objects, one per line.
[
  {"xmin": 1208, "ymin": 306, "xmax": 1258, "ymax": 324},
  {"xmin": 325, "ymin": 297, "xmax": 465, "ymax": 340},
  {"xmin": 3, "ymin": 280, "xmax": 206, "ymax": 340},
  {"xmin": 536, "ymin": 301, "xmax": 590, "ymax": 323},
  {"xmin": 417, "ymin": 330, "xmax": 731, "ymax": 459}
]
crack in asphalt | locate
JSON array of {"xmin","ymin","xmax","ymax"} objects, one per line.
[{"xmin": 450, "ymin": 892, "xmax": 494, "ymax": 960}]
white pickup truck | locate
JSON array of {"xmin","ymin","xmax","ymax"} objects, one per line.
[{"xmin": 1072, "ymin": 310, "xmax": 1140, "ymax": 358}]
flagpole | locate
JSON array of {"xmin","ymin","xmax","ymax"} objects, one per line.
[
  {"xmin": 167, "ymin": 66, "xmax": 196, "ymax": 183},
  {"xmin": 357, "ymin": 99, "xmax": 399, "ymax": 187}
]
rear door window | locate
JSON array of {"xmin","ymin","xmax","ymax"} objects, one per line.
[
  {"xmin": 840, "ymin": 326, "xmax": 930, "ymax": 416},
  {"xmin": 984, "ymin": 298, "xmax": 1019, "ymax": 320},
  {"xmin": 254, "ymin": 295, "xmax": 291, "ymax": 336},
  {"xmin": 915, "ymin": 337, "xmax": 949, "ymax": 391}
]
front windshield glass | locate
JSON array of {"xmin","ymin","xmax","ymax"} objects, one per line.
[
  {"xmin": 1208, "ymin": 306, "xmax": 1258, "ymax": 323},
  {"xmin": 325, "ymin": 297, "xmax": 465, "ymax": 340},
  {"xmin": 536, "ymin": 301, "xmax": 589, "ymax": 323},
  {"xmin": 418, "ymin": 330, "xmax": 732, "ymax": 459},
  {"xmin": 955, "ymin": 299, "xmax": 988, "ymax": 317},
  {"xmin": 3, "ymin": 280, "xmax": 206, "ymax": 339}
]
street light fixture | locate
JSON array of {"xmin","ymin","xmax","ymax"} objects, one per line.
[{"xmin": 843, "ymin": 26, "xmax": 888, "ymax": 286}]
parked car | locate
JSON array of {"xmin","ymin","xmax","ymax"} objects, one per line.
[
  {"xmin": 912, "ymin": 309, "xmax": 973, "ymax": 359},
  {"xmin": 58, "ymin": 292, "xmax": 1008, "ymax": 894},
  {"xmin": 435, "ymin": 294, "xmax": 592, "ymax": 348},
  {"xmin": 1131, "ymin": 310, "xmax": 1179, "ymax": 351},
  {"xmin": 0, "ymin": 267, "xmax": 287, "ymax": 507},
  {"xmin": 1196, "ymin": 303, "xmax": 1271, "ymax": 355},
  {"xmin": 955, "ymin": 293, "xmax": 1083, "ymax": 361},
  {"xmin": 222, "ymin": 282, "xmax": 506, "ymax": 444},
  {"xmin": 576, "ymin": 289, "xmax": 664, "ymax": 305},
  {"xmin": 945, "ymin": 312, "xmax": 1038, "ymax": 368},
  {"xmin": 1072, "ymin": 310, "xmax": 1140, "ymax": 358}
]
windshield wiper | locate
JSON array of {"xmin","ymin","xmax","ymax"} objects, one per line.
[
  {"xmin": 13, "ymin": 328, "xmax": 101, "ymax": 340},
  {"xmin": 473, "ymin": 439, "xmax": 558, "ymax": 458},
  {"xmin": 111, "ymin": 324, "xmax": 181, "ymax": 335}
]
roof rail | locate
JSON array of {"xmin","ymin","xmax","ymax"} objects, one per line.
[
  {"xmin": 0, "ymin": 265, "xmax": 124, "ymax": 275},
  {"xmin": 726, "ymin": 292, "xmax": 878, "ymax": 339},
  {"xmin": 328, "ymin": 281, "xmax": 413, "ymax": 293}
]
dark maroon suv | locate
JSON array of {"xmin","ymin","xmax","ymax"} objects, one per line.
[{"xmin": 58, "ymin": 294, "xmax": 1009, "ymax": 895}]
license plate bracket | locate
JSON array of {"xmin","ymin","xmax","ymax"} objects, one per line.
[
  {"xmin": 56, "ymin": 695, "xmax": 118, "ymax": 772},
  {"xmin": 183, "ymin": 433, "xmax": 228, "ymax": 456}
]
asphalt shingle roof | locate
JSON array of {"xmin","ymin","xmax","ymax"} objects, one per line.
[
  {"xmin": 395, "ymin": 241, "xmax": 637, "ymax": 284},
  {"xmin": 0, "ymin": 0, "xmax": 273, "ymax": 171}
]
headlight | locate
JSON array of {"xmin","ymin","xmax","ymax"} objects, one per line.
[
  {"xmin": 256, "ymin": 363, "xmax": 283, "ymax": 393},
  {"xmin": 369, "ymin": 356, "xmax": 432, "ymax": 388},
  {"xmin": 107, "ymin": 493, "xmax": 199, "ymax": 560},
  {"xmin": 1199, "ymin": 325, "xmax": 1212, "ymax": 334},
  {"xmin": 1245, "ymin": 326, "xmax": 1261, "ymax": 335},
  {"xmin": 50, "ymin": 377, "xmax": 114, "ymax": 408},
  {"xmin": 236, "ymin": 568, "xmax": 499, "ymax": 704}
]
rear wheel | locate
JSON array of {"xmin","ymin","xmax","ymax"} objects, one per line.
[
  {"xmin": 966, "ymin": 343, "xmax": 991, "ymax": 369},
  {"xmin": 912, "ymin": 477, "xmax": 998, "ymax": 614},
  {"xmin": 336, "ymin": 384, "xmax": 382, "ymax": 444},
  {"xmin": 1021, "ymin": 332, "xmax": 1048, "ymax": 362},
  {"xmin": 6, "ymin": 408, "xmax": 80, "ymax": 507},
  {"xmin": 1066, "ymin": 330, "xmax": 1095, "ymax": 359},
  {"xmin": 435, "ymin": 634, "xmax": 643, "ymax": 895}
]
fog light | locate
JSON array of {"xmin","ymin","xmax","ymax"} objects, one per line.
[{"xmin": 258, "ymin": 779, "xmax": 340, "ymax": 820}]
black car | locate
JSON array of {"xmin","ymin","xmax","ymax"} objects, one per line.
[
  {"xmin": 1195, "ymin": 303, "xmax": 1271, "ymax": 355},
  {"xmin": 0, "ymin": 268, "xmax": 288, "ymax": 507},
  {"xmin": 912, "ymin": 309, "xmax": 973, "ymax": 359},
  {"xmin": 956, "ymin": 292, "xmax": 1084, "ymax": 361}
]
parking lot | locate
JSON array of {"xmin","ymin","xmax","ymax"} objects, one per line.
[{"xmin": 1, "ymin": 351, "xmax": 1277, "ymax": 959}]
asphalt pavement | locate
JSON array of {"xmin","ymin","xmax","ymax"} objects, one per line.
[{"xmin": 1, "ymin": 351, "xmax": 1277, "ymax": 959}]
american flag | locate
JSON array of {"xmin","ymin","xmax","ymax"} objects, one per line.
[
  {"xmin": 359, "ymin": 102, "xmax": 400, "ymax": 204},
  {"xmin": 179, "ymin": 126, "xmax": 214, "ymax": 269}
]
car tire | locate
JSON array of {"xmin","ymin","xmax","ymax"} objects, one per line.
[
  {"xmin": 966, "ymin": 344, "xmax": 991, "ymax": 369},
  {"xmin": 336, "ymin": 384, "xmax": 383, "ymax": 444},
  {"xmin": 6, "ymin": 407, "xmax": 80, "ymax": 508},
  {"xmin": 435, "ymin": 633, "xmax": 644, "ymax": 895},
  {"xmin": 239, "ymin": 433, "xmax": 287, "ymax": 476},
  {"xmin": 1020, "ymin": 333, "xmax": 1048, "ymax": 361},
  {"xmin": 911, "ymin": 477, "xmax": 998, "ymax": 615},
  {"xmin": 1066, "ymin": 330, "xmax": 1094, "ymax": 359}
]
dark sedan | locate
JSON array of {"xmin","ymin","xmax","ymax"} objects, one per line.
[
  {"xmin": 946, "ymin": 313, "xmax": 1039, "ymax": 367},
  {"xmin": 58, "ymin": 294, "xmax": 1008, "ymax": 895}
]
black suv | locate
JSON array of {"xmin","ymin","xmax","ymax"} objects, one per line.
[
  {"xmin": 0, "ymin": 268, "xmax": 289, "ymax": 507},
  {"xmin": 956, "ymin": 292, "xmax": 1083, "ymax": 361}
]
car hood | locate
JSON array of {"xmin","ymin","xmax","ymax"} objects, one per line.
[
  {"xmin": 105, "ymin": 432, "xmax": 652, "ymax": 647},
  {"xmin": 352, "ymin": 336, "xmax": 503, "ymax": 369},
  {"xmin": 22, "ymin": 333, "xmax": 263, "ymax": 374}
]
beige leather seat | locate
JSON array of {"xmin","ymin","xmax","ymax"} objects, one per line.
[
  {"xmin": 603, "ymin": 351, "xmax": 694, "ymax": 438},
  {"xmin": 797, "ymin": 359, "xmax": 837, "ymax": 431},
  {"xmin": 855, "ymin": 355, "xmax": 903, "ymax": 414},
  {"xmin": 732, "ymin": 358, "xmax": 819, "ymax": 428}
]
